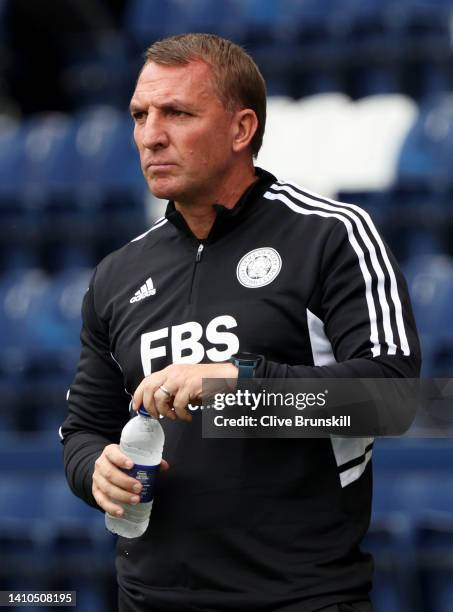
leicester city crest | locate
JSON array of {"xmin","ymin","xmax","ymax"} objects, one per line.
[{"xmin": 236, "ymin": 247, "xmax": 282, "ymax": 288}]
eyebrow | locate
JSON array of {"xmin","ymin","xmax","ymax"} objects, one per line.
[{"xmin": 129, "ymin": 99, "xmax": 194, "ymax": 114}]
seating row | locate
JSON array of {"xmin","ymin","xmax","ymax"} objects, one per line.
[
  {"xmin": 1, "ymin": 93, "xmax": 453, "ymax": 211},
  {"xmin": 75, "ymin": 0, "xmax": 453, "ymax": 101},
  {"xmin": 0, "ymin": 437, "xmax": 453, "ymax": 612}
]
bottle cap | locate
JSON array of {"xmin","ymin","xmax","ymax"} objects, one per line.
[{"xmin": 138, "ymin": 406, "xmax": 151, "ymax": 417}]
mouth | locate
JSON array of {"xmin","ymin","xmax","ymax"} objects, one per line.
[{"xmin": 146, "ymin": 163, "xmax": 176, "ymax": 173}]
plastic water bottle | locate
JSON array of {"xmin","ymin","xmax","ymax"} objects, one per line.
[{"xmin": 105, "ymin": 407, "xmax": 165, "ymax": 538}]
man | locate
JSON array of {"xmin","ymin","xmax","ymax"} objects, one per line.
[{"xmin": 61, "ymin": 33, "xmax": 420, "ymax": 612}]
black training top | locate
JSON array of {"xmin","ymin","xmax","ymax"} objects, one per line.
[{"xmin": 61, "ymin": 168, "xmax": 420, "ymax": 611}]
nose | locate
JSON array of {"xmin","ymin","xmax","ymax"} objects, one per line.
[{"xmin": 141, "ymin": 111, "xmax": 169, "ymax": 150}]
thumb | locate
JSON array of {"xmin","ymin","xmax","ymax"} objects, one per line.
[{"xmin": 160, "ymin": 459, "xmax": 170, "ymax": 472}]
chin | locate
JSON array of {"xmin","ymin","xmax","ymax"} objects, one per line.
[{"xmin": 147, "ymin": 177, "xmax": 180, "ymax": 201}]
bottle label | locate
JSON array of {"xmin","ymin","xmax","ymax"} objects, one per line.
[{"xmin": 123, "ymin": 463, "xmax": 160, "ymax": 503}]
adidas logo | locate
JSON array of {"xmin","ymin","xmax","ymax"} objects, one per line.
[{"xmin": 130, "ymin": 277, "xmax": 156, "ymax": 303}]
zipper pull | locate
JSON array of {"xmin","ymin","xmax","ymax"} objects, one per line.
[{"xmin": 196, "ymin": 244, "xmax": 204, "ymax": 262}]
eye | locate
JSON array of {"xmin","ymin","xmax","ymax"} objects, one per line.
[
  {"xmin": 132, "ymin": 111, "xmax": 146, "ymax": 122},
  {"xmin": 168, "ymin": 109, "xmax": 189, "ymax": 117}
]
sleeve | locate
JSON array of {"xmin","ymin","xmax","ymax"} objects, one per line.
[
  {"xmin": 255, "ymin": 216, "xmax": 421, "ymax": 380},
  {"xmin": 60, "ymin": 267, "xmax": 131, "ymax": 510}
]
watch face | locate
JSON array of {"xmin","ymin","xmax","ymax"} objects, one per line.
[{"xmin": 232, "ymin": 352, "xmax": 260, "ymax": 364}]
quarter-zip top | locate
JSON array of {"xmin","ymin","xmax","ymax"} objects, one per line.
[{"xmin": 62, "ymin": 166, "xmax": 420, "ymax": 612}]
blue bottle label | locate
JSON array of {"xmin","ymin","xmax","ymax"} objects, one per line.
[{"xmin": 123, "ymin": 463, "xmax": 160, "ymax": 503}]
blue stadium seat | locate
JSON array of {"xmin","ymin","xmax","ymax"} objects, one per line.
[
  {"xmin": 416, "ymin": 517, "xmax": 453, "ymax": 612},
  {"xmin": 23, "ymin": 267, "xmax": 92, "ymax": 368},
  {"xmin": 20, "ymin": 113, "xmax": 73, "ymax": 207},
  {"xmin": 0, "ymin": 474, "xmax": 53, "ymax": 574},
  {"xmin": 0, "ymin": 113, "xmax": 77, "ymax": 222},
  {"xmin": 336, "ymin": 190, "xmax": 393, "ymax": 229},
  {"xmin": 276, "ymin": 0, "xmax": 345, "ymax": 96},
  {"xmin": 373, "ymin": 438, "xmax": 453, "ymax": 473},
  {"xmin": 0, "ymin": 470, "xmax": 111, "ymax": 595},
  {"xmin": 0, "ymin": 476, "xmax": 48, "ymax": 522},
  {"xmin": 0, "ymin": 268, "xmax": 50, "ymax": 374},
  {"xmin": 43, "ymin": 475, "xmax": 102, "ymax": 525},
  {"xmin": 384, "ymin": 183, "xmax": 448, "ymax": 262},
  {"xmin": 182, "ymin": 0, "xmax": 244, "ymax": 40},
  {"xmin": 369, "ymin": 438, "xmax": 453, "ymax": 611},
  {"xmin": 125, "ymin": 0, "xmax": 244, "ymax": 47},
  {"xmin": 43, "ymin": 476, "xmax": 114, "ymax": 578},
  {"xmin": 93, "ymin": 112, "xmax": 147, "ymax": 218},
  {"xmin": 367, "ymin": 517, "xmax": 419, "ymax": 612},
  {"xmin": 48, "ymin": 106, "xmax": 122, "ymax": 197},
  {"xmin": 125, "ymin": 0, "xmax": 189, "ymax": 45},
  {"xmin": 49, "ymin": 107, "xmax": 147, "ymax": 229},
  {"xmin": 60, "ymin": 31, "xmax": 132, "ymax": 109},
  {"xmin": 0, "ymin": 245, "xmax": 39, "ymax": 274},
  {"xmin": 0, "ymin": 432, "xmax": 61, "ymax": 472},
  {"xmin": 335, "ymin": 0, "xmax": 402, "ymax": 97},
  {"xmin": 403, "ymin": 254, "xmax": 453, "ymax": 375},
  {"xmin": 0, "ymin": 266, "xmax": 90, "ymax": 431},
  {"xmin": 397, "ymin": 94, "xmax": 453, "ymax": 189},
  {"xmin": 0, "ymin": 115, "xmax": 24, "ymax": 203}
]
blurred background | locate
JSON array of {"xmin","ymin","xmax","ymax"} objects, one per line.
[{"xmin": 0, "ymin": 0, "xmax": 453, "ymax": 610}]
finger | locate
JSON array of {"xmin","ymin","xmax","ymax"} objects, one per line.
[
  {"xmin": 160, "ymin": 459, "xmax": 170, "ymax": 472},
  {"xmin": 172, "ymin": 389, "xmax": 192, "ymax": 422},
  {"xmin": 92, "ymin": 483, "xmax": 124, "ymax": 516},
  {"xmin": 154, "ymin": 385, "xmax": 176, "ymax": 420},
  {"xmin": 132, "ymin": 376, "xmax": 149, "ymax": 411},
  {"xmin": 142, "ymin": 384, "xmax": 161, "ymax": 419},
  {"xmin": 103, "ymin": 444, "xmax": 134, "ymax": 469},
  {"xmin": 96, "ymin": 446, "xmax": 143, "ymax": 493},
  {"xmin": 94, "ymin": 460, "xmax": 143, "ymax": 494},
  {"xmin": 94, "ymin": 473, "xmax": 141, "ymax": 506}
]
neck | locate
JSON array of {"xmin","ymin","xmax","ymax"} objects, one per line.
[{"xmin": 174, "ymin": 163, "xmax": 257, "ymax": 240}]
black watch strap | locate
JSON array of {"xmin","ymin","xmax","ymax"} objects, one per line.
[{"xmin": 229, "ymin": 353, "xmax": 261, "ymax": 379}]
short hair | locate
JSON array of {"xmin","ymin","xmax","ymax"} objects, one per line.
[{"xmin": 143, "ymin": 33, "xmax": 266, "ymax": 158}]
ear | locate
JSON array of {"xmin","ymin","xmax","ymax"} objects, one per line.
[{"xmin": 231, "ymin": 109, "xmax": 258, "ymax": 154}]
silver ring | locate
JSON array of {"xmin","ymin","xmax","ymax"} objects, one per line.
[{"xmin": 159, "ymin": 384, "xmax": 172, "ymax": 397}]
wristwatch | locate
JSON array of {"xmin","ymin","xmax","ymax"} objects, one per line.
[{"xmin": 229, "ymin": 352, "xmax": 261, "ymax": 379}]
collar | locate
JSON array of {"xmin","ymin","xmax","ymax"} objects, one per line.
[{"xmin": 164, "ymin": 167, "xmax": 276, "ymax": 242}]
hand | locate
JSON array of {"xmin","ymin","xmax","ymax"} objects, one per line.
[
  {"xmin": 92, "ymin": 443, "xmax": 169, "ymax": 516},
  {"xmin": 132, "ymin": 362, "xmax": 238, "ymax": 422}
]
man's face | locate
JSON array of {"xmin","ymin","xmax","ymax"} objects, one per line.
[{"xmin": 130, "ymin": 60, "xmax": 238, "ymax": 204}]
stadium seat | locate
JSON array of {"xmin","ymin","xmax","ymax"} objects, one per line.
[
  {"xmin": 0, "ymin": 473, "xmax": 53, "ymax": 577},
  {"xmin": 385, "ymin": 184, "xmax": 447, "ymax": 256},
  {"xmin": 0, "ymin": 268, "xmax": 50, "ymax": 374},
  {"xmin": 60, "ymin": 31, "xmax": 132, "ymax": 109},
  {"xmin": 0, "ymin": 431, "xmax": 62, "ymax": 473},
  {"xmin": 16, "ymin": 107, "xmax": 145, "ymax": 251},
  {"xmin": 369, "ymin": 437, "xmax": 453, "ymax": 611},
  {"xmin": 366, "ymin": 516, "xmax": 419, "ymax": 612},
  {"xmin": 20, "ymin": 113, "xmax": 73, "ymax": 207},
  {"xmin": 397, "ymin": 93, "xmax": 453, "ymax": 189},
  {"xmin": 0, "ymin": 113, "xmax": 75, "ymax": 216},
  {"xmin": 125, "ymin": 0, "xmax": 190, "ymax": 45},
  {"xmin": 0, "ymin": 470, "xmax": 111, "ymax": 595},
  {"xmin": 125, "ymin": 0, "xmax": 245, "ymax": 47},
  {"xmin": 0, "ymin": 115, "xmax": 23, "ymax": 203},
  {"xmin": 240, "ymin": 0, "xmax": 281, "ymax": 45},
  {"xmin": 403, "ymin": 254, "xmax": 453, "ymax": 375},
  {"xmin": 337, "ymin": 94, "xmax": 417, "ymax": 192},
  {"xmin": 23, "ymin": 267, "xmax": 91, "ymax": 366},
  {"xmin": 416, "ymin": 517, "xmax": 453, "ymax": 612},
  {"xmin": 0, "ymin": 245, "xmax": 39, "ymax": 274}
]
